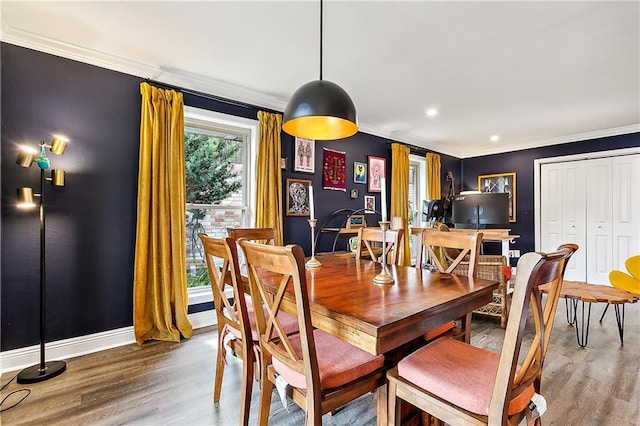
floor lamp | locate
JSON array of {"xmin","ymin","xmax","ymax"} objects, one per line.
[{"xmin": 15, "ymin": 137, "xmax": 69, "ymax": 384}]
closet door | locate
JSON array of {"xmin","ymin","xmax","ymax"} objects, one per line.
[
  {"xmin": 610, "ymin": 154, "xmax": 640, "ymax": 271},
  {"xmin": 585, "ymin": 158, "xmax": 613, "ymax": 284},
  {"xmin": 540, "ymin": 161, "xmax": 586, "ymax": 281}
]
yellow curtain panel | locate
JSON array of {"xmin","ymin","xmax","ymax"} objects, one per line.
[
  {"xmin": 390, "ymin": 143, "xmax": 411, "ymax": 266},
  {"xmin": 426, "ymin": 152, "xmax": 441, "ymax": 200},
  {"xmin": 133, "ymin": 82, "xmax": 192, "ymax": 345},
  {"xmin": 255, "ymin": 111, "xmax": 284, "ymax": 245}
]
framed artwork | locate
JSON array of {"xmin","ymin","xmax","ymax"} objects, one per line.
[
  {"xmin": 285, "ymin": 178, "xmax": 312, "ymax": 216},
  {"xmin": 350, "ymin": 189, "xmax": 359, "ymax": 199},
  {"xmin": 353, "ymin": 161, "xmax": 367, "ymax": 184},
  {"xmin": 367, "ymin": 156, "xmax": 386, "ymax": 193},
  {"xmin": 294, "ymin": 137, "xmax": 314, "ymax": 173},
  {"xmin": 478, "ymin": 172, "xmax": 516, "ymax": 222},
  {"xmin": 364, "ymin": 195, "xmax": 375, "ymax": 213},
  {"xmin": 323, "ymin": 148, "xmax": 347, "ymax": 191}
]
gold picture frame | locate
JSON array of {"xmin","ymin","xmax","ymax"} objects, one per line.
[{"xmin": 477, "ymin": 172, "xmax": 516, "ymax": 222}]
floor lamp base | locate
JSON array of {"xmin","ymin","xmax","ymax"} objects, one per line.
[{"xmin": 16, "ymin": 360, "xmax": 66, "ymax": 384}]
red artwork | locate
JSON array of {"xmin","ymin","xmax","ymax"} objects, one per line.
[{"xmin": 322, "ymin": 148, "xmax": 346, "ymax": 191}]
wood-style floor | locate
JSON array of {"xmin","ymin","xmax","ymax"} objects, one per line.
[{"xmin": 1, "ymin": 301, "xmax": 638, "ymax": 425}]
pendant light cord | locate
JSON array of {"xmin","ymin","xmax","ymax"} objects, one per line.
[{"xmin": 319, "ymin": 0, "xmax": 323, "ymax": 81}]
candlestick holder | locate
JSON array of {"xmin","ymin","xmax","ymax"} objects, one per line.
[
  {"xmin": 306, "ymin": 218, "xmax": 322, "ymax": 268},
  {"xmin": 373, "ymin": 220, "xmax": 394, "ymax": 285}
]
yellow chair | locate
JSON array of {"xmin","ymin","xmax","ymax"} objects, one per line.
[
  {"xmin": 609, "ymin": 255, "xmax": 640, "ymax": 295},
  {"xmin": 600, "ymin": 255, "xmax": 640, "ymax": 323}
]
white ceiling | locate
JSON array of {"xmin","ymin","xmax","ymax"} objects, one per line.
[{"xmin": 1, "ymin": 1, "xmax": 638, "ymax": 158}]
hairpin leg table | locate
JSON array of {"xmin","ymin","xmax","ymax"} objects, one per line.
[{"xmin": 540, "ymin": 281, "xmax": 638, "ymax": 347}]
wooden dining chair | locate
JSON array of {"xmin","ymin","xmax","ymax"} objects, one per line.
[
  {"xmin": 355, "ymin": 227, "xmax": 404, "ymax": 265},
  {"xmin": 386, "ymin": 244, "xmax": 578, "ymax": 426},
  {"xmin": 238, "ymin": 240, "xmax": 386, "ymax": 426},
  {"xmin": 417, "ymin": 228, "xmax": 484, "ymax": 342},
  {"xmin": 227, "ymin": 227, "xmax": 277, "ymax": 245},
  {"xmin": 198, "ymin": 234, "xmax": 254, "ymax": 425}
]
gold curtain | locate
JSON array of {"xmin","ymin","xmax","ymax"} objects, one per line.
[
  {"xmin": 390, "ymin": 143, "xmax": 411, "ymax": 266},
  {"xmin": 255, "ymin": 111, "xmax": 284, "ymax": 245},
  {"xmin": 426, "ymin": 152, "xmax": 441, "ymax": 200},
  {"xmin": 133, "ymin": 82, "xmax": 192, "ymax": 345}
]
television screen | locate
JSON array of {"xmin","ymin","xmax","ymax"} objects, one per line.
[{"xmin": 452, "ymin": 193, "xmax": 509, "ymax": 228}]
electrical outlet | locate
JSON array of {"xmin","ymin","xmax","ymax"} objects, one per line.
[{"xmin": 508, "ymin": 249, "xmax": 521, "ymax": 258}]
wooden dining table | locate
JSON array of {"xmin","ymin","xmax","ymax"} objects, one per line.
[{"xmin": 257, "ymin": 253, "xmax": 499, "ymax": 425}]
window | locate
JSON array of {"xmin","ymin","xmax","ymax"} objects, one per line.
[
  {"xmin": 408, "ymin": 154, "xmax": 427, "ymax": 263},
  {"xmin": 184, "ymin": 106, "xmax": 258, "ymax": 305}
]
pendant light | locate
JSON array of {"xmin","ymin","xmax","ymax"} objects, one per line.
[{"xmin": 283, "ymin": 0, "xmax": 358, "ymax": 140}]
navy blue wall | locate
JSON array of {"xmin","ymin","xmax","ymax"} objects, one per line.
[
  {"xmin": 0, "ymin": 43, "xmax": 457, "ymax": 351},
  {"xmin": 461, "ymin": 133, "xmax": 640, "ymax": 255},
  {"xmin": 5, "ymin": 43, "xmax": 633, "ymax": 352}
]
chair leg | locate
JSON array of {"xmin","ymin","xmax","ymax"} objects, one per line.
[
  {"xmin": 387, "ymin": 379, "xmax": 399, "ymax": 426},
  {"xmin": 239, "ymin": 348, "xmax": 254, "ymax": 426},
  {"xmin": 257, "ymin": 368, "xmax": 274, "ymax": 426},
  {"xmin": 214, "ymin": 334, "xmax": 226, "ymax": 403}
]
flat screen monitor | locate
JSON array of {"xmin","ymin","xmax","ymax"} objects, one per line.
[{"xmin": 452, "ymin": 193, "xmax": 509, "ymax": 228}]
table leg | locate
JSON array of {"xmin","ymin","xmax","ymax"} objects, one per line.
[
  {"xmin": 613, "ymin": 304, "xmax": 626, "ymax": 345},
  {"xmin": 573, "ymin": 299, "xmax": 592, "ymax": 348},
  {"xmin": 564, "ymin": 298, "xmax": 576, "ymax": 325}
]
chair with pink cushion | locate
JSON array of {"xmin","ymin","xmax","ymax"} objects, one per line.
[
  {"xmin": 386, "ymin": 244, "xmax": 577, "ymax": 426},
  {"xmin": 199, "ymin": 233, "xmax": 298, "ymax": 426},
  {"xmin": 238, "ymin": 240, "xmax": 386, "ymax": 425},
  {"xmin": 198, "ymin": 234, "xmax": 254, "ymax": 425}
]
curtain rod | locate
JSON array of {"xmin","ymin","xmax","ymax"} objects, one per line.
[{"xmin": 143, "ymin": 78, "xmax": 281, "ymax": 115}]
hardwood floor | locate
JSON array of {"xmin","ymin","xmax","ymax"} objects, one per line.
[{"xmin": 1, "ymin": 301, "xmax": 638, "ymax": 425}]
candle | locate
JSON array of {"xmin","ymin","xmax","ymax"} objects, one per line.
[
  {"xmin": 309, "ymin": 185, "xmax": 315, "ymax": 220},
  {"xmin": 380, "ymin": 177, "xmax": 387, "ymax": 221}
]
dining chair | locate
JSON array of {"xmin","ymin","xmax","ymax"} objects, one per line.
[
  {"xmin": 198, "ymin": 234, "xmax": 254, "ymax": 425},
  {"xmin": 386, "ymin": 244, "xmax": 578, "ymax": 426},
  {"xmin": 417, "ymin": 228, "xmax": 484, "ymax": 342},
  {"xmin": 227, "ymin": 227, "xmax": 277, "ymax": 245},
  {"xmin": 355, "ymin": 227, "xmax": 404, "ymax": 265},
  {"xmin": 238, "ymin": 240, "xmax": 386, "ymax": 426}
]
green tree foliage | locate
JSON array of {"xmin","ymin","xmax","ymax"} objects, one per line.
[{"xmin": 184, "ymin": 132, "xmax": 242, "ymax": 203}]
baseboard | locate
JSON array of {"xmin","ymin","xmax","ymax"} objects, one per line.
[{"xmin": 0, "ymin": 310, "xmax": 216, "ymax": 374}]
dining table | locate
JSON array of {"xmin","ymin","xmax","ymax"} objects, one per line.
[{"xmin": 256, "ymin": 252, "xmax": 500, "ymax": 425}]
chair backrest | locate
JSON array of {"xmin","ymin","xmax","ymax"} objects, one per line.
[
  {"xmin": 355, "ymin": 227, "xmax": 404, "ymax": 265},
  {"xmin": 488, "ymin": 244, "xmax": 578, "ymax": 424},
  {"xmin": 198, "ymin": 233, "xmax": 252, "ymax": 345},
  {"xmin": 237, "ymin": 240, "xmax": 321, "ymax": 399},
  {"xmin": 418, "ymin": 229, "xmax": 483, "ymax": 277},
  {"xmin": 227, "ymin": 227, "xmax": 276, "ymax": 245}
]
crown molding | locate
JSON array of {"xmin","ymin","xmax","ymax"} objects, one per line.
[{"xmin": 2, "ymin": 27, "xmax": 637, "ymax": 160}]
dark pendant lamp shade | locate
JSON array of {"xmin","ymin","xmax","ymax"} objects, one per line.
[{"xmin": 283, "ymin": 80, "xmax": 358, "ymax": 140}]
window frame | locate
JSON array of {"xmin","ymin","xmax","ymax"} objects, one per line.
[{"xmin": 183, "ymin": 106, "xmax": 258, "ymax": 306}]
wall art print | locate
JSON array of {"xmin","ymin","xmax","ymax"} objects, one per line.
[
  {"xmin": 477, "ymin": 172, "xmax": 516, "ymax": 222},
  {"xmin": 294, "ymin": 137, "xmax": 314, "ymax": 173},
  {"xmin": 323, "ymin": 148, "xmax": 347, "ymax": 191},
  {"xmin": 286, "ymin": 178, "xmax": 311, "ymax": 216}
]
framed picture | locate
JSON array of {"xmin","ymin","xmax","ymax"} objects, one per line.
[
  {"xmin": 350, "ymin": 189, "xmax": 359, "ymax": 199},
  {"xmin": 478, "ymin": 172, "xmax": 516, "ymax": 222},
  {"xmin": 353, "ymin": 161, "xmax": 367, "ymax": 184},
  {"xmin": 294, "ymin": 137, "xmax": 314, "ymax": 173},
  {"xmin": 367, "ymin": 156, "xmax": 386, "ymax": 193},
  {"xmin": 286, "ymin": 178, "xmax": 312, "ymax": 216},
  {"xmin": 364, "ymin": 195, "xmax": 375, "ymax": 213}
]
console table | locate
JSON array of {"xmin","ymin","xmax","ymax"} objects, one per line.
[{"xmin": 539, "ymin": 280, "xmax": 639, "ymax": 347}]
